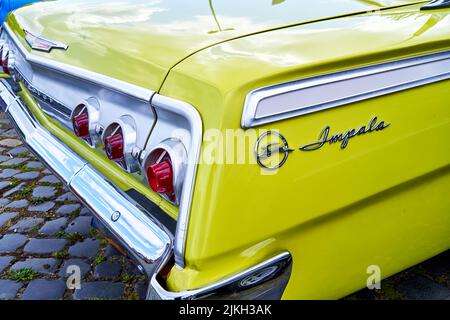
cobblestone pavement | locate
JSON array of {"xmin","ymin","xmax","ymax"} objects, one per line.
[
  {"xmin": 0, "ymin": 115, "xmax": 147, "ymax": 300},
  {"xmin": 1, "ymin": 114, "xmax": 449, "ymax": 300}
]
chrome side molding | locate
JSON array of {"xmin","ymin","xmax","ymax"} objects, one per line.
[
  {"xmin": 241, "ymin": 50, "xmax": 450, "ymax": 128},
  {"xmin": 421, "ymin": 0, "xmax": 450, "ymax": 10}
]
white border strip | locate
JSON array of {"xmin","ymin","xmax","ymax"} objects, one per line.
[{"xmin": 242, "ymin": 50, "xmax": 450, "ymax": 128}]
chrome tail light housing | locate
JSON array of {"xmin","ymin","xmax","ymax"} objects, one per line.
[
  {"xmin": 70, "ymin": 98, "xmax": 102, "ymax": 147},
  {"xmin": 143, "ymin": 138, "xmax": 187, "ymax": 205},
  {"xmin": 0, "ymin": 44, "xmax": 16, "ymax": 76},
  {"xmin": 102, "ymin": 115, "xmax": 140, "ymax": 173}
]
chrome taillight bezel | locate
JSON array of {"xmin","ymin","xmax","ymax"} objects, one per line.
[
  {"xmin": 142, "ymin": 138, "xmax": 187, "ymax": 205},
  {"xmin": 1, "ymin": 44, "xmax": 16, "ymax": 77},
  {"xmin": 102, "ymin": 115, "xmax": 140, "ymax": 173},
  {"xmin": 70, "ymin": 97, "xmax": 102, "ymax": 147}
]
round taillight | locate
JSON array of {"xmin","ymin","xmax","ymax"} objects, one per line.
[
  {"xmin": 143, "ymin": 144, "xmax": 185, "ymax": 204},
  {"xmin": 2, "ymin": 52, "xmax": 10, "ymax": 74},
  {"xmin": 0, "ymin": 45, "xmax": 4, "ymax": 65},
  {"xmin": 72, "ymin": 112, "xmax": 90, "ymax": 138},
  {"xmin": 147, "ymin": 159, "xmax": 174, "ymax": 194},
  {"xmin": 1, "ymin": 45, "xmax": 14, "ymax": 75},
  {"xmin": 70, "ymin": 99, "xmax": 102, "ymax": 147},
  {"xmin": 105, "ymin": 131, "xmax": 124, "ymax": 161},
  {"xmin": 102, "ymin": 117, "xmax": 140, "ymax": 173}
]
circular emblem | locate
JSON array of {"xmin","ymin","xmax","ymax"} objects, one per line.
[
  {"xmin": 111, "ymin": 211, "xmax": 121, "ymax": 222},
  {"xmin": 255, "ymin": 131, "xmax": 293, "ymax": 170}
]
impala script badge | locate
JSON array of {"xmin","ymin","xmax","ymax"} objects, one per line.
[
  {"xmin": 256, "ymin": 116, "xmax": 390, "ymax": 169},
  {"xmin": 24, "ymin": 30, "xmax": 68, "ymax": 52}
]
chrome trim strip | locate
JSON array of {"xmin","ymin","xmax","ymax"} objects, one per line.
[
  {"xmin": 0, "ymin": 79, "xmax": 171, "ymax": 268},
  {"xmin": 421, "ymin": 0, "xmax": 450, "ymax": 10},
  {"xmin": 150, "ymin": 94, "xmax": 203, "ymax": 268},
  {"xmin": 149, "ymin": 252, "xmax": 291, "ymax": 300},
  {"xmin": 242, "ymin": 50, "xmax": 450, "ymax": 128},
  {"xmin": 4, "ymin": 24, "xmax": 153, "ymax": 102}
]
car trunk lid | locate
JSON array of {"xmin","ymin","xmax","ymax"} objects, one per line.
[{"xmin": 7, "ymin": 0, "xmax": 425, "ymax": 91}]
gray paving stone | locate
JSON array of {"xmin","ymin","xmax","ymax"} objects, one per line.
[
  {"xmin": 135, "ymin": 282, "xmax": 147, "ymax": 300},
  {"xmin": 42, "ymin": 169, "xmax": 51, "ymax": 174},
  {"xmin": 397, "ymin": 276, "xmax": 450, "ymax": 300},
  {"xmin": 26, "ymin": 161, "xmax": 44, "ymax": 169},
  {"xmin": 0, "ymin": 155, "xmax": 10, "ymax": 162},
  {"xmin": 104, "ymin": 244, "xmax": 121, "ymax": 257},
  {"xmin": 0, "ymin": 234, "xmax": 27, "ymax": 253},
  {"xmin": 9, "ymin": 217, "xmax": 44, "ymax": 233},
  {"xmin": 59, "ymin": 259, "xmax": 91, "ymax": 278},
  {"xmin": 0, "ymin": 280, "xmax": 23, "ymax": 299},
  {"xmin": 79, "ymin": 207, "xmax": 92, "ymax": 216},
  {"xmin": 28, "ymin": 201, "xmax": 55, "ymax": 212},
  {"xmin": 0, "ymin": 198, "xmax": 11, "ymax": 208},
  {"xmin": 13, "ymin": 171, "xmax": 40, "ymax": 180},
  {"xmin": 38, "ymin": 217, "xmax": 68, "ymax": 236},
  {"xmin": 0, "ymin": 138, "xmax": 22, "ymax": 147},
  {"xmin": 10, "ymin": 258, "xmax": 59, "ymax": 274},
  {"xmin": 73, "ymin": 282, "xmax": 125, "ymax": 300},
  {"xmin": 39, "ymin": 175, "xmax": 60, "ymax": 184},
  {"xmin": 7, "ymin": 146, "xmax": 28, "ymax": 156},
  {"xmin": 23, "ymin": 238, "xmax": 67, "ymax": 254},
  {"xmin": 57, "ymin": 204, "xmax": 81, "ymax": 216},
  {"xmin": 0, "ymin": 169, "xmax": 20, "ymax": 178},
  {"xmin": 0, "ymin": 129, "xmax": 17, "ymax": 137},
  {"xmin": 0, "ymin": 198, "xmax": 10, "ymax": 206},
  {"xmin": 68, "ymin": 238, "xmax": 100, "ymax": 258},
  {"xmin": 2, "ymin": 182, "xmax": 26, "ymax": 197},
  {"xmin": 21, "ymin": 279, "xmax": 66, "ymax": 300},
  {"xmin": 94, "ymin": 261, "xmax": 121, "ymax": 279},
  {"xmin": 65, "ymin": 216, "xmax": 93, "ymax": 236},
  {"xmin": 0, "ymin": 212, "xmax": 17, "ymax": 228},
  {"xmin": 124, "ymin": 262, "xmax": 143, "ymax": 276},
  {"xmin": 5, "ymin": 199, "xmax": 29, "ymax": 209},
  {"xmin": 421, "ymin": 251, "xmax": 450, "ymax": 278},
  {"xmin": 32, "ymin": 186, "xmax": 56, "ymax": 199},
  {"xmin": 56, "ymin": 192, "xmax": 78, "ymax": 202},
  {"xmin": 0, "ymin": 256, "xmax": 13, "ymax": 273},
  {"xmin": 0, "ymin": 180, "xmax": 12, "ymax": 190},
  {"xmin": 1, "ymin": 157, "xmax": 28, "ymax": 166}
]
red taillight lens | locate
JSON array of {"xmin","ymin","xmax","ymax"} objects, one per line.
[
  {"xmin": 147, "ymin": 160, "xmax": 174, "ymax": 194},
  {"xmin": 105, "ymin": 132, "xmax": 124, "ymax": 161},
  {"xmin": 2, "ymin": 52, "xmax": 9, "ymax": 75},
  {"xmin": 72, "ymin": 113, "xmax": 90, "ymax": 138},
  {"xmin": 0, "ymin": 45, "xmax": 4, "ymax": 66}
]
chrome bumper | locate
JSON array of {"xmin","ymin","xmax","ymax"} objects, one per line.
[{"xmin": 0, "ymin": 79, "xmax": 172, "ymax": 275}]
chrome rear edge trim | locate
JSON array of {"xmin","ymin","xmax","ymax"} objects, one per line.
[
  {"xmin": 151, "ymin": 94, "xmax": 203, "ymax": 268},
  {"xmin": 242, "ymin": 50, "xmax": 450, "ymax": 128},
  {"xmin": 4, "ymin": 24, "xmax": 153, "ymax": 102},
  {"xmin": 0, "ymin": 79, "xmax": 171, "ymax": 269},
  {"xmin": 149, "ymin": 252, "xmax": 292, "ymax": 300}
]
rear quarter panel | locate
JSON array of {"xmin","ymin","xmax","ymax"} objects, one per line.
[{"xmin": 160, "ymin": 4, "xmax": 450, "ymax": 298}]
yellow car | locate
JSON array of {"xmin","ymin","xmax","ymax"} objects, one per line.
[{"xmin": 0, "ymin": 0, "xmax": 449, "ymax": 299}]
